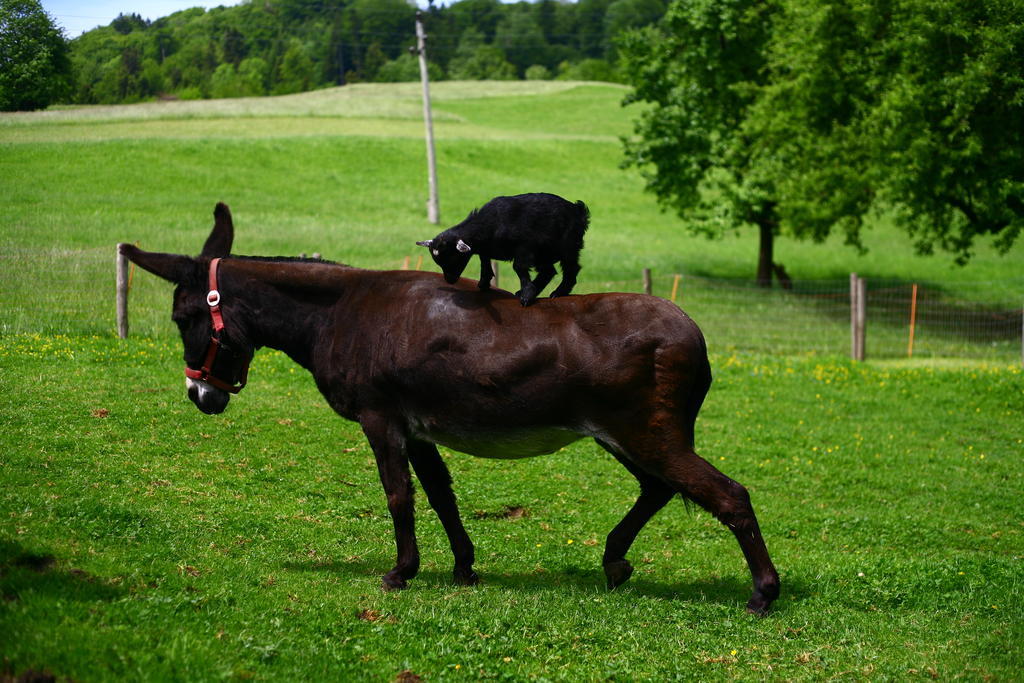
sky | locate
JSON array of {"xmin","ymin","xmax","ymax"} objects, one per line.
[
  {"xmin": 41, "ymin": 1, "xmax": 229, "ymax": 37},
  {"xmin": 42, "ymin": 1, "xmax": 452, "ymax": 39}
]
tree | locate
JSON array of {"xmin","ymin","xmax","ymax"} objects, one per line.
[
  {"xmin": 274, "ymin": 39, "xmax": 316, "ymax": 94},
  {"xmin": 0, "ymin": 0, "xmax": 72, "ymax": 111},
  {"xmin": 494, "ymin": 7, "xmax": 548, "ymax": 76},
  {"xmin": 448, "ymin": 26, "xmax": 516, "ymax": 80},
  {"xmin": 620, "ymin": 0, "xmax": 783, "ymax": 285},
  {"xmin": 622, "ymin": 0, "xmax": 1024, "ymax": 282},
  {"xmin": 603, "ymin": 0, "xmax": 666, "ymax": 57},
  {"xmin": 748, "ymin": 0, "xmax": 1024, "ymax": 263}
]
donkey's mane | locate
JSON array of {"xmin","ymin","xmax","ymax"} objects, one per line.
[{"xmin": 231, "ymin": 254, "xmax": 348, "ymax": 267}]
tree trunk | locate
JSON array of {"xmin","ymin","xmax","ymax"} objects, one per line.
[{"xmin": 756, "ymin": 217, "xmax": 774, "ymax": 288}]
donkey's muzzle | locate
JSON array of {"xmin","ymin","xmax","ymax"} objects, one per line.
[{"xmin": 186, "ymin": 377, "xmax": 230, "ymax": 415}]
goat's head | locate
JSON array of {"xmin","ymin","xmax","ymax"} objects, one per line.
[{"xmin": 416, "ymin": 234, "xmax": 474, "ymax": 284}]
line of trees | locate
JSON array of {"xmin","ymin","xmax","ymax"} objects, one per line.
[{"xmin": 64, "ymin": 0, "xmax": 667, "ymax": 104}]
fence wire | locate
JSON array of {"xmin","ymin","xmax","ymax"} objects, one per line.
[
  {"xmin": 581, "ymin": 273, "xmax": 1023, "ymax": 362},
  {"xmin": 2, "ymin": 247, "xmax": 1021, "ymax": 364}
]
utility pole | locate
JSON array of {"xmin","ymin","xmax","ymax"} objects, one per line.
[{"xmin": 412, "ymin": 11, "xmax": 440, "ymax": 224}]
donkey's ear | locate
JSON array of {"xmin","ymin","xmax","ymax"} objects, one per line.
[
  {"xmin": 119, "ymin": 243, "xmax": 197, "ymax": 284},
  {"xmin": 200, "ymin": 202, "xmax": 234, "ymax": 258}
]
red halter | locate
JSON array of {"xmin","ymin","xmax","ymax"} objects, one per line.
[{"xmin": 184, "ymin": 257, "xmax": 249, "ymax": 393}]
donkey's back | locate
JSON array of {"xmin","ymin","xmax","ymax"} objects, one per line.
[{"xmin": 312, "ymin": 271, "xmax": 711, "ymax": 461}]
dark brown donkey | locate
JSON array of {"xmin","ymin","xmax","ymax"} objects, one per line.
[{"xmin": 120, "ymin": 203, "xmax": 780, "ymax": 614}]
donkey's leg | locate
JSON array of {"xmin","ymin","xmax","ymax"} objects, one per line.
[
  {"xmin": 550, "ymin": 254, "xmax": 581, "ymax": 298},
  {"xmin": 407, "ymin": 440, "xmax": 479, "ymax": 586},
  {"xmin": 360, "ymin": 413, "xmax": 419, "ymax": 590},
  {"xmin": 596, "ymin": 440, "xmax": 674, "ymax": 589},
  {"xmin": 662, "ymin": 451, "xmax": 780, "ymax": 615}
]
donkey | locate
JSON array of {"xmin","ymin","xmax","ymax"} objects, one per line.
[
  {"xmin": 120, "ymin": 202, "xmax": 779, "ymax": 614},
  {"xmin": 416, "ymin": 193, "xmax": 590, "ymax": 307}
]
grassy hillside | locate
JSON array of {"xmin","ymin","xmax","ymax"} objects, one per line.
[
  {"xmin": 3, "ymin": 82, "xmax": 1021, "ymax": 278},
  {"xmin": 1, "ymin": 82, "xmax": 1021, "ymax": 347}
]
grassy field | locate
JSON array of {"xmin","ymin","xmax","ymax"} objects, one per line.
[
  {"xmin": 2, "ymin": 336, "xmax": 1021, "ymax": 680},
  {"xmin": 2, "ymin": 81, "xmax": 1021, "ymax": 358},
  {"xmin": 2, "ymin": 82, "xmax": 1024, "ymax": 679}
]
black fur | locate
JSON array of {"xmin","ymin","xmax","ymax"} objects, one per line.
[{"xmin": 417, "ymin": 193, "xmax": 590, "ymax": 306}]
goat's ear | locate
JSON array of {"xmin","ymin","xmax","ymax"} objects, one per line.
[
  {"xmin": 456, "ymin": 239, "xmax": 472, "ymax": 253},
  {"xmin": 200, "ymin": 202, "xmax": 234, "ymax": 258},
  {"xmin": 119, "ymin": 243, "xmax": 198, "ymax": 284},
  {"xmin": 415, "ymin": 240, "xmax": 433, "ymax": 248}
]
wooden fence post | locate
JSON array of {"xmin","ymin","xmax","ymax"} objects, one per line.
[
  {"xmin": 850, "ymin": 273, "xmax": 866, "ymax": 361},
  {"xmin": 907, "ymin": 283, "xmax": 918, "ymax": 357},
  {"xmin": 670, "ymin": 274, "xmax": 681, "ymax": 303},
  {"xmin": 642, "ymin": 268, "xmax": 652, "ymax": 295},
  {"xmin": 116, "ymin": 245, "xmax": 129, "ymax": 339}
]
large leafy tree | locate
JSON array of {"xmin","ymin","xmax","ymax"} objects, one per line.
[
  {"xmin": 0, "ymin": 0, "xmax": 72, "ymax": 111},
  {"xmin": 619, "ymin": 0, "xmax": 783, "ymax": 285},
  {"xmin": 621, "ymin": 0, "xmax": 1024, "ymax": 282},
  {"xmin": 749, "ymin": 0, "xmax": 1024, "ymax": 263}
]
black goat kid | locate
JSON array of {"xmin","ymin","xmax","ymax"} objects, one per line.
[{"xmin": 417, "ymin": 193, "xmax": 590, "ymax": 307}]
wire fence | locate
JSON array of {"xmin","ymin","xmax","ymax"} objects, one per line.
[
  {"xmin": 3, "ymin": 246, "xmax": 1022, "ymax": 364},
  {"xmin": 580, "ymin": 272, "xmax": 1023, "ymax": 362}
]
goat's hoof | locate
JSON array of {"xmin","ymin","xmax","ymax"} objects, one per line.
[
  {"xmin": 604, "ymin": 560, "xmax": 634, "ymax": 589},
  {"xmin": 478, "ymin": 282, "xmax": 491, "ymax": 291},
  {"xmin": 518, "ymin": 292, "xmax": 537, "ymax": 307}
]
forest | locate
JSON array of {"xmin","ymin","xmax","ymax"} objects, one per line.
[{"xmin": 67, "ymin": 0, "xmax": 666, "ymax": 103}]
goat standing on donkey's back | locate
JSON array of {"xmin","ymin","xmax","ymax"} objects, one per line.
[{"xmin": 417, "ymin": 192, "xmax": 590, "ymax": 306}]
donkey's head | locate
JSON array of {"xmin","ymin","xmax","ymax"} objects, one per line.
[
  {"xmin": 416, "ymin": 231, "xmax": 474, "ymax": 285},
  {"xmin": 120, "ymin": 203, "xmax": 252, "ymax": 415}
]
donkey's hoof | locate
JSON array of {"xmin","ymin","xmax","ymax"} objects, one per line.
[
  {"xmin": 604, "ymin": 560, "xmax": 634, "ymax": 589},
  {"xmin": 745, "ymin": 594, "xmax": 775, "ymax": 616},
  {"xmin": 381, "ymin": 572, "xmax": 407, "ymax": 592},
  {"xmin": 454, "ymin": 568, "xmax": 480, "ymax": 586}
]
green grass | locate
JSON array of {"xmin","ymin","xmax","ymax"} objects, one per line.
[
  {"xmin": 1, "ymin": 82, "xmax": 1023, "ymax": 679},
  {"xmin": 1, "ymin": 82, "xmax": 1021, "ymax": 357},
  {"xmin": 2, "ymin": 336, "xmax": 1022, "ymax": 680}
]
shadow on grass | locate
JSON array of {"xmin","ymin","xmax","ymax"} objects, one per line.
[
  {"xmin": 0, "ymin": 538, "xmax": 125, "ymax": 604},
  {"xmin": 282, "ymin": 553, "xmax": 810, "ymax": 614}
]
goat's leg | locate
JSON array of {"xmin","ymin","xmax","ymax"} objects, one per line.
[
  {"xmin": 550, "ymin": 254, "xmax": 581, "ymax": 298},
  {"xmin": 477, "ymin": 257, "xmax": 494, "ymax": 291},
  {"xmin": 530, "ymin": 263, "xmax": 558, "ymax": 297},
  {"xmin": 512, "ymin": 259, "xmax": 538, "ymax": 306},
  {"xmin": 360, "ymin": 413, "xmax": 419, "ymax": 590},
  {"xmin": 407, "ymin": 440, "xmax": 478, "ymax": 586},
  {"xmin": 661, "ymin": 451, "xmax": 780, "ymax": 615}
]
